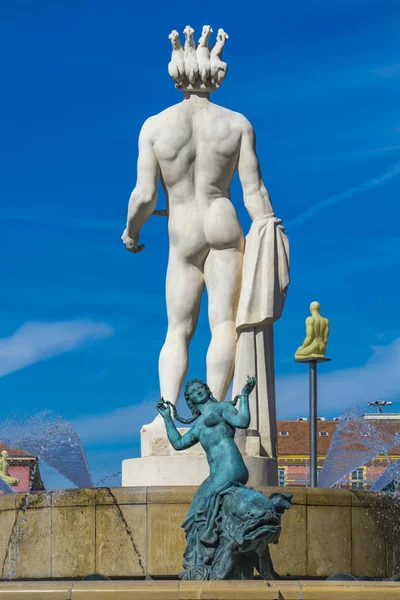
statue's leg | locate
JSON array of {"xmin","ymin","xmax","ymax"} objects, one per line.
[
  {"xmin": 226, "ymin": 552, "xmax": 257, "ymax": 580},
  {"xmin": 204, "ymin": 247, "xmax": 243, "ymax": 400},
  {"xmin": 257, "ymin": 545, "xmax": 278, "ymax": 580},
  {"xmin": 159, "ymin": 251, "xmax": 205, "ymax": 406},
  {"xmin": 209, "ymin": 538, "xmax": 237, "ymax": 579}
]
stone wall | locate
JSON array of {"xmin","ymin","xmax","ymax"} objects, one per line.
[
  {"xmin": 0, "ymin": 580, "xmax": 400, "ymax": 598},
  {"xmin": 0, "ymin": 487, "xmax": 398, "ymax": 580}
]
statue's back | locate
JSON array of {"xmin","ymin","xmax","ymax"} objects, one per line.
[{"xmin": 151, "ymin": 100, "xmax": 244, "ymax": 198}]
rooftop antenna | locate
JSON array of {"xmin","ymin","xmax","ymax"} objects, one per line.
[{"xmin": 367, "ymin": 400, "xmax": 393, "ymax": 414}]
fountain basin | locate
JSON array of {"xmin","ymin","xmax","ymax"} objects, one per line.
[
  {"xmin": 0, "ymin": 580, "xmax": 399, "ymax": 598},
  {"xmin": 0, "ymin": 486, "xmax": 398, "ymax": 580}
]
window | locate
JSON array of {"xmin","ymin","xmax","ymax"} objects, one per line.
[
  {"xmin": 351, "ymin": 468, "xmax": 365, "ymax": 489},
  {"xmin": 319, "ymin": 431, "xmax": 329, "ymax": 437},
  {"xmin": 278, "ymin": 468, "xmax": 286, "ymax": 486},
  {"xmin": 317, "ymin": 466, "xmax": 322, "ymax": 483},
  {"xmin": 279, "ymin": 431, "xmax": 289, "ymax": 436}
]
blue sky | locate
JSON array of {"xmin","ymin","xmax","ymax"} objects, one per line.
[{"xmin": 1, "ymin": 1, "xmax": 399, "ymax": 486}]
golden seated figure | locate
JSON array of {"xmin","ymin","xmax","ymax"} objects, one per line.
[
  {"xmin": 0, "ymin": 450, "xmax": 19, "ymax": 486},
  {"xmin": 295, "ymin": 301, "xmax": 330, "ymax": 360}
]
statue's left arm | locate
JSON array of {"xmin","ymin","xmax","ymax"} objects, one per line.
[
  {"xmin": 237, "ymin": 118, "xmax": 274, "ymax": 220},
  {"xmin": 122, "ymin": 118, "xmax": 160, "ymax": 253},
  {"xmin": 157, "ymin": 401, "xmax": 199, "ymax": 450},
  {"xmin": 223, "ymin": 376, "xmax": 256, "ymax": 429}
]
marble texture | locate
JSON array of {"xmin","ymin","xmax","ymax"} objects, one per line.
[
  {"xmin": 122, "ymin": 27, "xmax": 290, "ymax": 457},
  {"xmin": 168, "ymin": 26, "xmax": 228, "ymax": 92},
  {"xmin": 141, "ymin": 426, "xmax": 262, "ymax": 457},
  {"xmin": 122, "ymin": 456, "xmax": 277, "ymax": 487}
]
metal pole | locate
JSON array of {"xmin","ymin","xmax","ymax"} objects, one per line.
[{"xmin": 309, "ymin": 360, "xmax": 318, "ymax": 487}]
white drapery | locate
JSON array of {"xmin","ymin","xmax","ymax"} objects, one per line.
[{"xmin": 233, "ymin": 214, "xmax": 290, "ymax": 458}]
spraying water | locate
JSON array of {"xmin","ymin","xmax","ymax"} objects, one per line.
[
  {"xmin": 319, "ymin": 403, "xmax": 400, "ymax": 489},
  {"xmin": 95, "ymin": 472, "xmax": 121, "ymax": 487},
  {"xmin": 0, "ymin": 411, "xmax": 92, "ymax": 488},
  {"xmin": 371, "ymin": 459, "xmax": 400, "ymax": 492}
]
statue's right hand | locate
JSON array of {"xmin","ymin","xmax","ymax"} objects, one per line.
[
  {"xmin": 121, "ymin": 229, "xmax": 145, "ymax": 254},
  {"xmin": 241, "ymin": 375, "xmax": 257, "ymax": 396},
  {"xmin": 156, "ymin": 398, "xmax": 171, "ymax": 419}
]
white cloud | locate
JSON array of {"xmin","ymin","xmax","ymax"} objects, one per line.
[
  {"xmin": 73, "ymin": 400, "xmax": 156, "ymax": 445},
  {"xmin": 0, "ymin": 320, "xmax": 113, "ymax": 377},
  {"xmin": 276, "ymin": 337, "xmax": 400, "ymax": 419},
  {"xmin": 287, "ymin": 161, "xmax": 400, "ymax": 227}
]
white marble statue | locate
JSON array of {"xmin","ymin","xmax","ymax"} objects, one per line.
[{"xmin": 122, "ymin": 26, "xmax": 289, "ymax": 452}]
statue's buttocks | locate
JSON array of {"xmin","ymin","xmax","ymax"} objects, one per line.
[{"xmin": 151, "ymin": 101, "xmax": 245, "ymax": 256}]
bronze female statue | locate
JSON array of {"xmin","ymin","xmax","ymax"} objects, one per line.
[{"xmin": 157, "ymin": 377, "xmax": 292, "ymax": 580}]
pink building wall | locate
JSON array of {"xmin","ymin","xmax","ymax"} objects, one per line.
[
  {"xmin": 281, "ymin": 462, "xmax": 390, "ymax": 488},
  {"xmin": 4, "ymin": 466, "xmax": 31, "ymax": 493}
]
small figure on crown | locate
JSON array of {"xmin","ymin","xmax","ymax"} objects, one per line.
[{"xmin": 168, "ymin": 25, "xmax": 229, "ymax": 91}]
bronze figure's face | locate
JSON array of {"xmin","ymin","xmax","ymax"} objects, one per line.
[{"xmin": 187, "ymin": 381, "xmax": 210, "ymax": 405}]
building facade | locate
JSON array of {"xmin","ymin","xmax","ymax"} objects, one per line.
[
  {"xmin": 0, "ymin": 443, "xmax": 44, "ymax": 493},
  {"xmin": 277, "ymin": 415, "xmax": 400, "ymax": 489}
]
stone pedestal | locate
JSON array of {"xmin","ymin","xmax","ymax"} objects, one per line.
[
  {"xmin": 122, "ymin": 427, "xmax": 278, "ymax": 487},
  {"xmin": 122, "ymin": 455, "xmax": 277, "ymax": 487}
]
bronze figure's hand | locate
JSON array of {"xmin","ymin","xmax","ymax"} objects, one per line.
[
  {"xmin": 156, "ymin": 398, "xmax": 171, "ymax": 419},
  {"xmin": 241, "ymin": 375, "xmax": 256, "ymax": 396}
]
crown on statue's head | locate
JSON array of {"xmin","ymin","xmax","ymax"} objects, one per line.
[{"xmin": 168, "ymin": 25, "xmax": 229, "ymax": 92}]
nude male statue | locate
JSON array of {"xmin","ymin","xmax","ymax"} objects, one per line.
[
  {"xmin": 295, "ymin": 302, "xmax": 330, "ymax": 359},
  {"xmin": 122, "ymin": 26, "xmax": 287, "ymax": 430}
]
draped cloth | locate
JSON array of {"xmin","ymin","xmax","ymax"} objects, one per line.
[
  {"xmin": 181, "ymin": 483, "xmax": 242, "ymax": 579},
  {"xmin": 232, "ymin": 214, "xmax": 290, "ymax": 458}
]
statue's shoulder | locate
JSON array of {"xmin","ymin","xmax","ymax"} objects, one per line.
[
  {"xmin": 212, "ymin": 105, "xmax": 253, "ymax": 131},
  {"xmin": 140, "ymin": 104, "xmax": 182, "ymax": 135}
]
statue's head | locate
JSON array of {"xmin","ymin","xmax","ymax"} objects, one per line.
[
  {"xmin": 168, "ymin": 378, "xmax": 214, "ymax": 425},
  {"xmin": 168, "ymin": 29, "xmax": 181, "ymax": 50},
  {"xmin": 168, "ymin": 25, "xmax": 229, "ymax": 92},
  {"xmin": 1, "ymin": 450, "xmax": 8, "ymax": 458},
  {"xmin": 310, "ymin": 301, "xmax": 321, "ymax": 314},
  {"xmin": 184, "ymin": 379, "xmax": 213, "ymax": 407}
]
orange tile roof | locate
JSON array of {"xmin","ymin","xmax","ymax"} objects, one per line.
[
  {"xmin": 0, "ymin": 443, "xmax": 33, "ymax": 458},
  {"xmin": 277, "ymin": 419, "xmax": 400, "ymax": 456}
]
